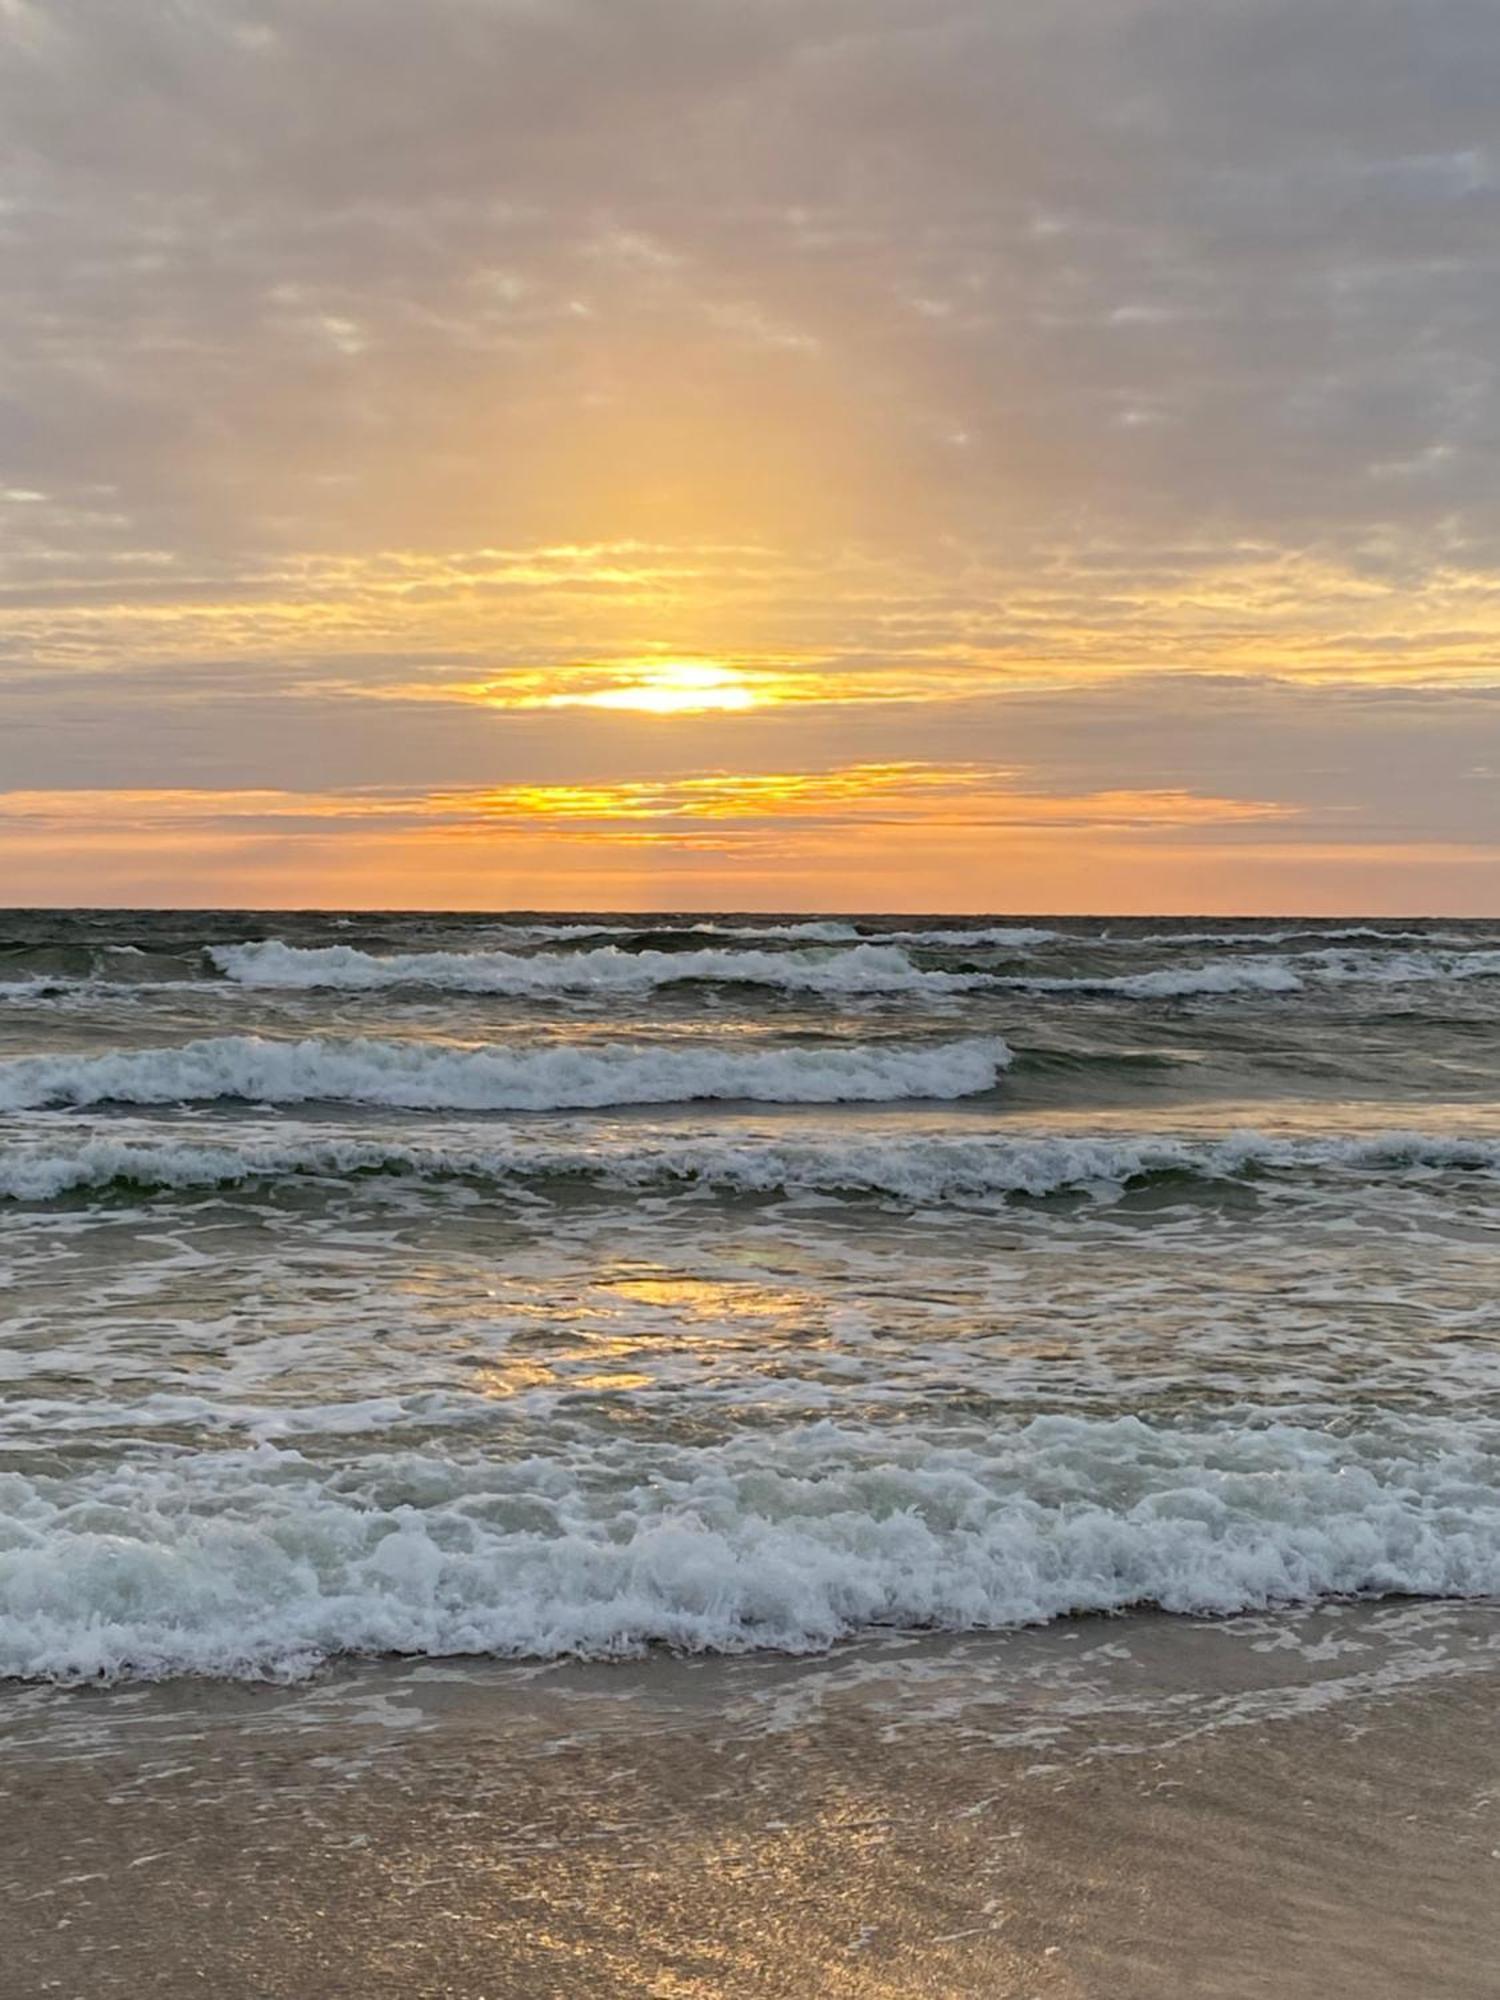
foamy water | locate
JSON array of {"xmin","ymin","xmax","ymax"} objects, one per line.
[{"xmin": 3, "ymin": 908, "xmax": 1500, "ymax": 1683}]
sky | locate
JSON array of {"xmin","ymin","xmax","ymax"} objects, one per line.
[{"xmin": 3, "ymin": 0, "xmax": 1500, "ymax": 913}]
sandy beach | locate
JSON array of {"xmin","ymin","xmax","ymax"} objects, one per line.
[{"xmin": 6, "ymin": 1601, "xmax": 1497, "ymax": 1999}]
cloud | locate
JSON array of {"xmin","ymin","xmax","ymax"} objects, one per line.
[
  {"xmin": 0, "ymin": 760, "xmax": 1309, "ymax": 910},
  {"xmin": 0, "ymin": 763, "xmax": 1295, "ymax": 837},
  {"xmin": 4, "ymin": 0, "xmax": 1500, "ymax": 565},
  {"xmin": 2, "ymin": 2, "xmax": 1499, "ymax": 904}
]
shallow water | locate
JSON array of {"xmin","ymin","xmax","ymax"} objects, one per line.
[
  {"xmin": 2, "ymin": 907, "xmax": 1499, "ymax": 1682},
  {"xmin": 6, "ymin": 1606, "xmax": 1499, "ymax": 1998}
]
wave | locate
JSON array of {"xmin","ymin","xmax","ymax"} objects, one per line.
[
  {"xmin": 1129, "ymin": 926, "xmax": 1481, "ymax": 949},
  {"xmin": 0, "ymin": 952, "xmax": 206, "ymax": 996},
  {"xmin": 514, "ymin": 919, "xmax": 866, "ymax": 945},
  {"xmin": 8, "ymin": 932, "xmax": 1497, "ymax": 1008},
  {"xmin": 208, "ymin": 941, "xmax": 1500, "ymax": 1004},
  {"xmin": 0, "ymin": 1034, "xmax": 1010, "ymax": 1115},
  {"xmin": 5, "ymin": 1125, "xmax": 1498, "ymax": 1205},
  {"xmin": 12, "ymin": 941, "xmax": 1496, "ymax": 1009},
  {"xmin": 512, "ymin": 922, "xmax": 1494, "ymax": 953},
  {"xmin": 884, "ymin": 925, "xmax": 1060, "ymax": 948},
  {"xmin": 210, "ymin": 939, "xmax": 988, "ymax": 996},
  {"xmin": 1040, "ymin": 962, "xmax": 1307, "ymax": 999},
  {"xmin": 3, "ymin": 1413, "xmax": 1497, "ymax": 1682},
  {"xmin": 503, "ymin": 920, "xmax": 1059, "ymax": 948},
  {"xmin": 999, "ymin": 948, "xmax": 1500, "ymax": 1000}
]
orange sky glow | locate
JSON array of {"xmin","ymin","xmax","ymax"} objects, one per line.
[{"xmin": 3, "ymin": 3, "xmax": 1499, "ymax": 911}]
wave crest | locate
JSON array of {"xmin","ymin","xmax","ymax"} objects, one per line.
[
  {"xmin": 5, "ymin": 1125, "xmax": 1498, "ymax": 1204},
  {"xmin": 3, "ymin": 1414, "xmax": 1497, "ymax": 1681},
  {"xmin": 0, "ymin": 1033, "xmax": 1010, "ymax": 1114},
  {"xmin": 209, "ymin": 939, "xmax": 987, "ymax": 996},
  {"xmin": 1001, "ymin": 948, "xmax": 1500, "ymax": 999}
]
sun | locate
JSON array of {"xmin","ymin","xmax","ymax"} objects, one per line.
[{"xmin": 561, "ymin": 659, "xmax": 761, "ymax": 715}]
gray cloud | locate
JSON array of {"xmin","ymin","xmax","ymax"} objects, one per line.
[
  {"xmin": 3, "ymin": 1, "xmax": 1500, "ymax": 905},
  {"xmin": 3, "ymin": 655, "xmax": 1496, "ymax": 855},
  {"xmin": 4, "ymin": 0, "xmax": 1500, "ymax": 564}
]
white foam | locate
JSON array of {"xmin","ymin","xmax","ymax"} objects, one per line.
[
  {"xmin": 3, "ymin": 1414, "xmax": 1497, "ymax": 1682},
  {"xmin": 0, "ymin": 1033, "xmax": 1009, "ymax": 1115},
  {"xmin": 1003, "ymin": 948, "xmax": 1500, "ymax": 999},
  {"xmin": 883, "ymin": 926, "xmax": 1060, "ymax": 948},
  {"xmin": 198, "ymin": 940, "xmax": 1500, "ymax": 1004},
  {"xmin": 211, "ymin": 939, "xmax": 987, "ymax": 996},
  {"xmin": 1132, "ymin": 926, "xmax": 1465, "ymax": 948},
  {"xmin": 505, "ymin": 919, "xmax": 864, "ymax": 944},
  {"xmin": 4, "ymin": 1125, "xmax": 1497, "ymax": 1204},
  {"xmin": 499, "ymin": 922, "xmax": 1056, "ymax": 947},
  {"xmin": 15, "ymin": 935, "xmax": 1499, "ymax": 1007},
  {"xmin": 1089, "ymin": 962, "xmax": 1307, "ymax": 999}
]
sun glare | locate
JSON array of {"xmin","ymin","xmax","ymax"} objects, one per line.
[{"xmin": 559, "ymin": 660, "xmax": 760, "ymax": 714}]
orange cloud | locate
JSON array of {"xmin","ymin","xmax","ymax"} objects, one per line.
[
  {"xmin": 0, "ymin": 764, "xmax": 1324, "ymax": 909},
  {"xmin": 12, "ymin": 541, "xmax": 1500, "ymax": 701},
  {"xmin": 0, "ymin": 766, "xmax": 1294, "ymax": 838}
]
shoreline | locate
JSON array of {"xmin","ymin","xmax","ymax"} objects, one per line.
[{"xmin": 6, "ymin": 1601, "xmax": 1498, "ymax": 1998}]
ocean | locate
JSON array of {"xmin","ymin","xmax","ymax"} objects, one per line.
[{"xmin": 3, "ymin": 906, "xmax": 1500, "ymax": 1685}]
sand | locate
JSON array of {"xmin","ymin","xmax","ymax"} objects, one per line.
[{"xmin": 4, "ymin": 1601, "xmax": 1499, "ymax": 1999}]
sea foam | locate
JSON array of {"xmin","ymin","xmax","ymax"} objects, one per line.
[
  {"xmin": 210, "ymin": 939, "xmax": 988, "ymax": 995},
  {"xmin": 999, "ymin": 948, "xmax": 1500, "ymax": 999},
  {"xmin": 4, "ymin": 1124, "xmax": 1498, "ymax": 1204},
  {"xmin": 507, "ymin": 921, "xmax": 1059, "ymax": 947},
  {"xmin": 0, "ymin": 1033, "xmax": 1010, "ymax": 1114},
  {"xmin": 3, "ymin": 1413, "xmax": 1497, "ymax": 1682}
]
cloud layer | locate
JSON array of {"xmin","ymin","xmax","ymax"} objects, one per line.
[{"xmin": 3, "ymin": 1, "xmax": 1499, "ymax": 907}]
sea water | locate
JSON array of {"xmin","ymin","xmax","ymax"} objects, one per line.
[{"xmin": 2, "ymin": 908, "xmax": 1499, "ymax": 1682}]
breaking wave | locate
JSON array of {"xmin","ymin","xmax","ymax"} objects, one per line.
[
  {"xmin": 1128, "ymin": 926, "xmax": 1492, "ymax": 948},
  {"xmin": 210, "ymin": 939, "xmax": 987, "ymax": 996},
  {"xmin": 999, "ymin": 948, "xmax": 1500, "ymax": 999},
  {"xmin": 6, "ymin": 932, "xmax": 1499, "ymax": 1005},
  {"xmin": 493, "ymin": 921, "xmax": 1059, "ymax": 949},
  {"xmin": 0, "ymin": 1034, "xmax": 1010, "ymax": 1115},
  {"xmin": 3, "ymin": 1413, "xmax": 1497, "ymax": 1682},
  {"xmin": 5, "ymin": 1125, "xmax": 1498, "ymax": 1204}
]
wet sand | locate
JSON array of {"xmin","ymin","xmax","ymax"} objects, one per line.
[{"xmin": 4, "ymin": 1602, "xmax": 1499, "ymax": 1999}]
